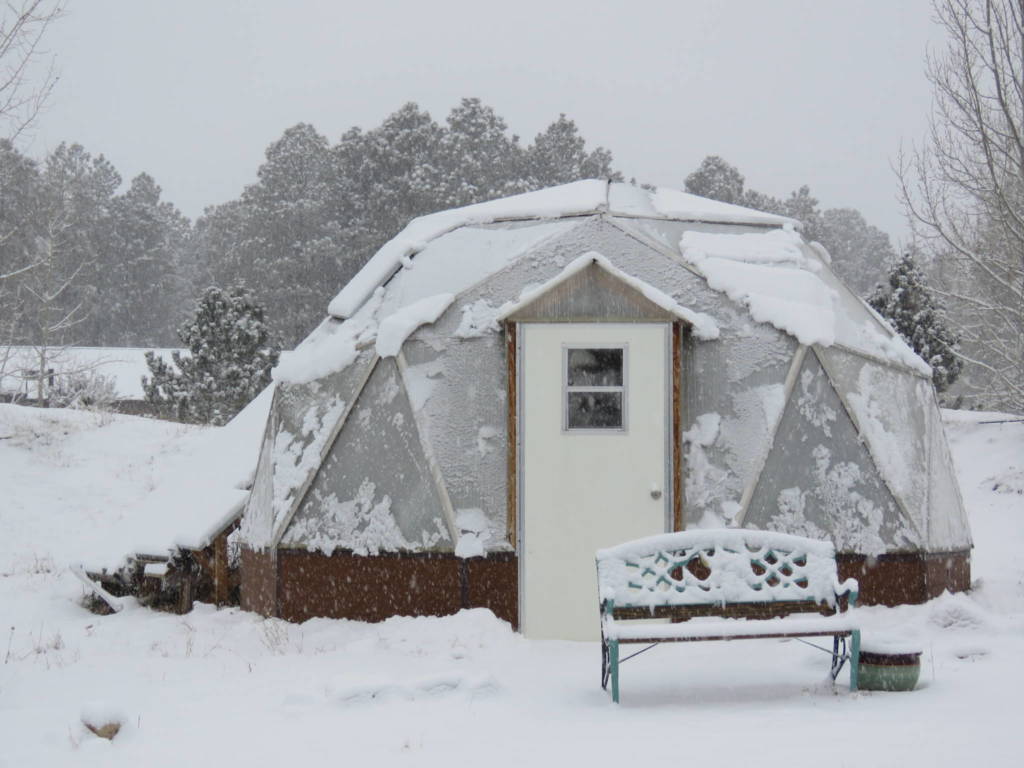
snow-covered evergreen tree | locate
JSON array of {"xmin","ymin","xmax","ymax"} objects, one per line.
[
  {"xmin": 684, "ymin": 155, "xmax": 747, "ymax": 205},
  {"xmin": 816, "ymin": 207, "xmax": 896, "ymax": 296},
  {"xmin": 195, "ymin": 100, "xmax": 623, "ymax": 347},
  {"xmin": 438, "ymin": 98, "xmax": 528, "ymax": 209},
  {"xmin": 869, "ymin": 252, "xmax": 963, "ymax": 393},
  {"xmin": 525, "ymin": 114, "xmax": 621, "ymax": 187},
  {"xmin": 143, "ymin": 285, "xmax": 279, "ymax": 425}
]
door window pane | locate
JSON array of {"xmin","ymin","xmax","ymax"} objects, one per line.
[
  {"xmin": 565, "ymin": 346, "xmax": 625, "ymax": 430},
  {"xmin": 567, "ymin": 392, "xmax": 623, "ymax": 429},
  {"xmin": 567, "ymin": 348, "xmax": 623, "ymax": 387}
]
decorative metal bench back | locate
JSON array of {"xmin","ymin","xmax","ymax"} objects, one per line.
[{"xmin": 597, "ymin": 530, "xmax": 846, "ymax": 611}]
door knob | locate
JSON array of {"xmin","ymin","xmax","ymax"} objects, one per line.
[{"xmin": 650, "ymin": 486, "xmax": 663, "ymax": 500}]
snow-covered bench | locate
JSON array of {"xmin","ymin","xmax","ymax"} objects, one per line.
[{"xmin": 596, "ymin": 529, "xmax": 860, "ymax": 703}]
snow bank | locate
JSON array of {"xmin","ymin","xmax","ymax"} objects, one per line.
[
  {"xmin": 497, "ymin": 251, "xmax": 720, "ymax": 339},
  {"xmin": 1, "ymin": 406, "xmax": 1024, "ymax": 766},
  {"xmin": 326, "ymin": 672, "xmax": 499, "ymax": 704},
  {"xmin": 82, "ymin": 386, "xmax": 274, "ymax": 571}
]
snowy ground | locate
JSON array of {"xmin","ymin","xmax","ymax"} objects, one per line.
[{"xmin": 1, "ymin": 405, "xmax": 1021, "ymax": 767}]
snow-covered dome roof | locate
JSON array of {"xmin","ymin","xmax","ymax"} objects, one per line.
[
  {"xmin": 307, "ymin": 179, "xmax": 925, "ymax": 385},
  {"xmin": 327, "ymin": 179, "xmax": 795, "ymax": 320}
]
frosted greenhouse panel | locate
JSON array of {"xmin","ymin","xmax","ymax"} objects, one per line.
[
  {"xmin": 239, "ymin": 403, "xmax": 278, "ymax": 549},
  {"xmin": 281, "ymin": 357, "xmax": 449, "ymax": 555},
  {"xmin": 744, "ymin": 351, "xmax": 920, "ymax": 554},
  {"xmin": 402, "ymin": 333, "xmax": 509, "ymax": 550},
  {"xmin": 808, "ymin": 251, "xmax": 909, "ymax": 363},
  {"xmin": 927, "ymin": 405, "xmax": 973, "ymax": 551},
  {"xmin": 612, "ymin": 218, "xmax": 772, "ymax": 260},
  {"xmin": 447, "ymin": 217, "xmax": 720, "ymax": 328},
  {"xmin": 269, "ymin": 349, "xmax": 377, "ymax": 535},
  {"xmin": 818, "ymin": 347, "xmax": 931, "ymax": 539},
  {"xmin": 378, "ymin": 221, "xmax": 577, "ymax": 317},
  {"xmin": 683, "ymin": 322, "xmax": 797, "ymax": 526}
]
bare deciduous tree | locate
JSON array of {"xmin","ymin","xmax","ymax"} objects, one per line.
[
  {"xmin": 0, "ymin": 2, "xmax": 64, "ymax": 395},
  {"xmin": 0, "ymin": 1, "xmax": 64, "ymax": 143},
  {"xmin": 898, "ymin": 0, "xmax": 1024, "ymax": 412}
]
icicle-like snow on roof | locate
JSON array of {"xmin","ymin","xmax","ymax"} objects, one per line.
[
  {"xmin": 273, "ymin": 290, "xmax": 382, "ymax": 385},
  {"xmin": 680, "ymin": 228, "xmax": 838, "ymax": 346},
  {"xmin": 376, "ymin": 293, "xmax": 454, "ymax": 357}
]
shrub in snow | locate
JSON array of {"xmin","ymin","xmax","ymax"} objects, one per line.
[
  {"xmin": 49, "ymin": 371, "xmax": 118, "ymax": 410},
  {"xmin": 869, "ymin": 252, "xmax": 962, "ymax": 393},
  {"xmin": 143, "ymin": 285, "xmax": 280, "ymax": 425}
]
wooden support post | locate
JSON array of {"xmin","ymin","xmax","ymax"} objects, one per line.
[
  {"xmin": 505, "ymin": 322, "xmax": 518, "ymax": 547},
  {"xmin": 177, "ymin": 558, "xmax": 194, "ymax": 615},
  {"xmin": 672, "ymin": 323, "xmax": 683, "ymax": 531},
  {"xmin": 214, "ymin": 533, "xmax": 229, "ymax": 607}
]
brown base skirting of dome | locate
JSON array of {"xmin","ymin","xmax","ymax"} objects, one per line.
[
  {"xmin": 238, "ymin": 547, "xmax": 970, "ymax": 624},
  {"xmin": 836, "ymin": 549, "xmax": 971, "ymax": 606}
]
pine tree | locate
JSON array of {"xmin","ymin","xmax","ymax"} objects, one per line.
[
  {"xmin": 238, "ymin": 123, "xmax": 338, "ymax": 345},
  {"xmin": 526, "ymin": 114, "xmax": 621, "ymax": 187},
  {"xmin": 193, "ymin": 100, "xmax": 624, "ymax": 347},
  {"xmin": 816, "ymin": 207, "xmax": 896, "ymax": 297},
  {"xmin": 869, "ymin": 252, "xmax": 963, "ymax": 393},
  {"xmin": 107, "ymin": 173, "xmax": 190, "ymax": 346},
  {"xmin": 438, "ymin": 98, "xmax": 529, "ymax": 209},
  {"xmin": 143, "ymin": 285, "xmax": 279, "ymax": 425},
  {"xmin": 684, "ymin": 155, "xmax": 746, "ymax": 205}
]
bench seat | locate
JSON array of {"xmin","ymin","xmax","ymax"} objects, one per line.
[{"xmin": 605, "ymin": 613, "xmax": 858, "ymax": 642}]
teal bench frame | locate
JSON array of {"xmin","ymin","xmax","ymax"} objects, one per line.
[{"xmin": 596, "ymin": 529, "xmax": 860, "ymax": 703}]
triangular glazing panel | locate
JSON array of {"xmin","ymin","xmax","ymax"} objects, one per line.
[
  {"xmin": 281, "ymin": 357, "xmax": 450, "ymax": 555},
  {"xmin": 269, "ymin": 348, "xmax": 377, "ymax": 539},
  {"xmin": 817, "ymin": 346, "xmax": 931, "ymax": 539},
  {"xmin": 744, "ymin": 350, "xmax": 921, "ymax": 554},
  {"xmin": 927, "ymin": 404, "xmax": 973, "ymax": 551},
  {"xmin": 239, "ymin": 395, "xmax": 279, "ymax": 549}
]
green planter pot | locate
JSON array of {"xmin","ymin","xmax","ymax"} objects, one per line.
[{"xmin": 858, "ymin": 650, "xmax": 921, "ymax": 691}]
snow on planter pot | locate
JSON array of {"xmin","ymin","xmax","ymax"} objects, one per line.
[{"xmin": 858, "ymin": 640, "xmax": 923, "ymax": 692}]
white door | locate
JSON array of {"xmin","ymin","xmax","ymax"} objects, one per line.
[{"xmin": 520, "ymin": 322, "xmax": 670, "ymax": 640}]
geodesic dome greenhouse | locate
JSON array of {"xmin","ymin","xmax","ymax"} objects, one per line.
[{"xmin": 238, "ymin": 179, "xmax": 971, "ymax": 640}]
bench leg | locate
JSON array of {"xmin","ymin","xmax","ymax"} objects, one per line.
[
  {"xmin": 830, "ymin": 635, "xmax": 848, "ymax": 681},
  {"xmin": 610, "ymin": 639, "xmax": 620, "ymax": 704},
  {"xmin": 849, "ymin": 630, "xmax": 860, "ymax": 692},
  {"xmin": 601, "ymin": 637, "xmax": 609, "ymax": 690}
]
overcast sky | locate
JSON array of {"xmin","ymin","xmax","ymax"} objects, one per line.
[{"xmin": 28, "ymin": 0, "xmax": 942, "ymax": 246}]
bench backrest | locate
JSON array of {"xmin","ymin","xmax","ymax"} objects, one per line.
[{"xmin": 596, "ymin": 529, "xmax": 857, "ymax": 613}]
